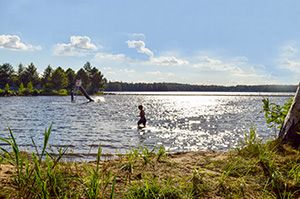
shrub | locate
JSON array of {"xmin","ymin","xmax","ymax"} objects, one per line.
[
  {"xmin": 262, "ymin": 98, "xmax": 293, "ymax": 129},
  {"xmin": 0, "ymin": 88, "xmax": 4, "ymax": 96}
]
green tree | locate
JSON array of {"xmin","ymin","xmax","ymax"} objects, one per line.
[
  {"xmin": 76, "ymin": 68, "xmax": 89, "ymax": 88},
  {"xmin": 23, "ymin": 63, "xmax": 40, "ymax": 87},
  {"xmin": 89, "ymin": 67, "xmax": 106, "ymax": 93},
  {"xmin": 66, "ymin": 68, "xmax": 76, "ymax": 90},
  {"xmin": 80, "ymin": 62, "xmax": 107, "ymax": 94},
  {"xmin": 17, "ymin": 63, "xmax": 26, "ymax": 85},
  {"xmin": 18, "ymin": 63, "xmax": 25, "ymax": 74},
  {"xmin": 0, "ymin": 63, "xmax": 14, "ymax": 88},
  {"xmin": 83, "ymin": 61, "xmax": 92, "ymax": 76},
  {"xmin": 41, "ymin": 65, "xmax": 53, "ymax": 90},
  {"xmin": 105, "ymin": 81, "xmax": 122, "ymax": 91},
  {"xmin": 51, "ymin": 67, "xmax": 68, "ymax": 90}
]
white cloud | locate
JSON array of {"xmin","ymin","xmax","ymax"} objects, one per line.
[
  {"xmin": 93, "ymin": 37, "xmax": 275, "ymax": 84},
  {"xmin": 94, "ymin": 52, "xmax": 128, "ymax": 62},
  {"xmin": 193, "ymin": 56, "xmax": 243, "ymax": 73},
  {"xmin": 126, "ymin": 40, "xmax": 188, "ymax": 66},
  {"xmin": 97, "ymin": 49, "xmax": 273, "ymax": 84},
  {"xmin": 149, "ymin": 56, "xmax": 189, "ymax": 66},
  {"xmin": 278, "ymin": 43, "xmax": 300, "ymax": 74},
  {"xmin": 102, "ymin": 67, "xmax": 137, "ymax": 82},
  {"xmin": 54, "ymin": 36, "xmax": 97, "ymax": 56},
  {"xmin": 127, "ymin": 40, "xmax": 154, "ymax": 58},
  {"xmin": 0, "ymin": 34, "xmax": 41, "ymax": 51},
  {"xmin": 190, "ymin": 55, "xmax": 273, "ymax": 84},
  {"xmin": 279, "ymin": 59, "xmax": 300, "ymax": 73},
  {"xmin": 146, "ymin": 71, "xmax": 175, "ymax": 77},
  {"xmin": 120, "ymin": 68, "xmax": 135, "ymax": 73}
]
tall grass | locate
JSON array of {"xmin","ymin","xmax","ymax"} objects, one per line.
[
  {"xmin": 230, "ymin": 128, "xmax": 300, "ymax": 198},
  {"xmin": 0, "ymin": 115, "xmax": 299, "ymax": 198},
  {"xmin": 0, "ymin": 127, "xmax": 116, "ymax": 198}
]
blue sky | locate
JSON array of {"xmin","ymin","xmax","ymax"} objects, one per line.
[{"xmin": 1, "ymin": 0, "xmax": 300, "ymax": 85}]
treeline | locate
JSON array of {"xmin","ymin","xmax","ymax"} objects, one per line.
[
  {"xmin": 1, "ymin": 61, "xmax": 297, "ymax": 96},
  {"xmin": 105, "ymin": 82, "xmax": 297, "ymax": 92},
  {"xmin": 0, "ymin": 62, "xmax": 106, "ymax": 96}
]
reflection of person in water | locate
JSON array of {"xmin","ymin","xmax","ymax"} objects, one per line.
[{"xmin": 137, "ymin": 105, "xmax": 146, "ymax": 128}]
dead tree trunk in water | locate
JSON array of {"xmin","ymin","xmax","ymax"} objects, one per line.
[
  {"xmin": 279, "ymin": 83, "xmax": 300, "ymax": 148},
  {"xmin": 79, "ymin": 86, "xmax": 94, "ymax": 102}
]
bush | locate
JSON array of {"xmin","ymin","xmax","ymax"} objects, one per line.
[
  {"xmin": 52, "ymin": 89, "xmax": 68, "ymax": 96},
  {"xmin": 262, "ymin": 98, "xmax": 293, "ymax": 129},
  {"xmin": 31, "ymin": 89, "xmax": 40, "ymax": 96},
  {"xmin": 0, "ymin": 89, "xmax": 4, "ymax": 96},
  {"xmin": 18, "ymin": 83, "xmax": 26, "ymax": 96}
]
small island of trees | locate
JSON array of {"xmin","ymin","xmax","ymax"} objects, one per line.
[{"xmin": 0, "ymin": 62, "xmax": 107, "ymax": 96}]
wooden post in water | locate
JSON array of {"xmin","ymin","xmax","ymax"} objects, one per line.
[{"xmin": 279, "ymin": 83, "xmax": 300, "ymax": 148}]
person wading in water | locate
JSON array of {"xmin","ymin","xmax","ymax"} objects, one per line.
[{"xmin": 137, "ymin": 105, "xmax": 146, "ymax": 129}]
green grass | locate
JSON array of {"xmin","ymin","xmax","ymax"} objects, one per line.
[
  {"xmin": 0, "ymin": 127, "xmax": 115, "ymax": 198},
  {"xmin": 0, "ymin": 127, "xmax": 300, "ymax": 198}
]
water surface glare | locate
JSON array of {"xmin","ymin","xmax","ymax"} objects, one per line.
[{"xmin": 0, "ymin": 93, "xmax": 292, "ymax": 160}]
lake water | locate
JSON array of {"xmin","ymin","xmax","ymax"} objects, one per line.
[{"xmin": 0, "ymin": 92, "xmax": 293, "ymax": 160}]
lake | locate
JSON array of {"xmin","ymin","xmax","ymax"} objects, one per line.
[{"xmin": 0, "ymin": 92, "xmax": 293, "ymax": 160}]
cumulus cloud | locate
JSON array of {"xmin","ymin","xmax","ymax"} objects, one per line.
[
  {"xmin": 54, "ymin": 36, "xmax": 97, "ymax": 56},
  {"xmin": 92, "ymin": 36, "xmax": 274, "ymax": 84},
  {"xmin": 127, "ymin": 40, "xmax": 154, "ymax": 58},
  {"xmin": 0, "ymin": 34, "xmax": 41, "ymax": 51},
  {"xmin": 126, "ymin": 40, "xmax": 188, "ymax": 66}
]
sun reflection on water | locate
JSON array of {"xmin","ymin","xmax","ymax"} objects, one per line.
[{"xmin": 0, "ymin": 94, "xmax": 291, "ymax": 160}]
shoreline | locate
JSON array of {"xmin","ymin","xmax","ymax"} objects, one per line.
[
  {"xmin": 0, "ymin": 91, "xmax": 295, "ymax": 98},
  {"xmin": 1, "ymin": 142, "xmax": 299, "ymax": 198}
]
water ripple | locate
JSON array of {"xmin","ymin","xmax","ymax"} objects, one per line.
[{"xmin": 0, "ymin": 94, "xmax": 289, "ymax": 160}]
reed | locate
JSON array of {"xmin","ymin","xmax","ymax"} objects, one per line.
[
  {"xmin": 156, "ymin": 145, "xmax": 166, "ymax": 162},
  {"xmin": 0, "ymin": 126, "xmax": 299, "ymax": 198},
  {"xmin": 0, "ymin": 127, "xmax": 116, "ymax": 198}
]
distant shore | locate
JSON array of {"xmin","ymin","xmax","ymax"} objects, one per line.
[
  {"xmin": 1, "ymin": 81, "xmax": 298, "ymax": 97},
  {"xmin": 105, "ymin": 82, "xmax": 298, "ymax": 93},
  {"xmin": 0, "ymin": 89, "xmax": 296, "ymax": 97},
  {"xmin": 106, "ymin": 91, "xmax": 295, "ymax": 97}
]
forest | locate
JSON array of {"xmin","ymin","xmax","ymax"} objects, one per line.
[
  {"xmin": 0, "ymin": 62, "xmax": 107, "ymax": 96},
  {"xmin": 0, "ymin": 61, "xmax": 297, "ymax": 96},
  {"xmin": 105, "ymin": 81, "xmax": 297, "ymax": 92}
]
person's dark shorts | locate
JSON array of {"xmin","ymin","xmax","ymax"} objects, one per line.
[{"xmin": 138, "ymin": 117, "xmax": 146, "ymax": 126}]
